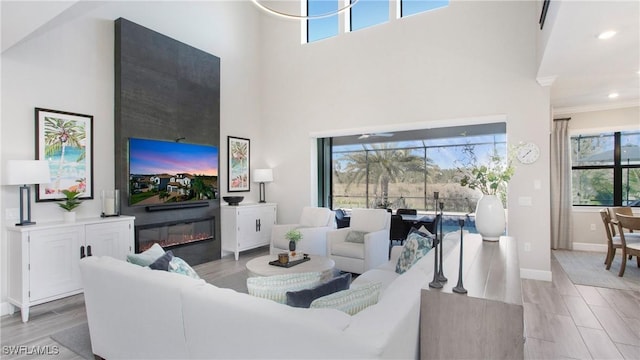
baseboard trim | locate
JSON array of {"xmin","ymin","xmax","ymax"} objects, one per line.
[
  {"xmin": 520, "ymin": 268, "xmax": 552, "ymax": 282},
  {"xmin": 572, "ymin": 242, "xmax": 607, "ymax": 252}
]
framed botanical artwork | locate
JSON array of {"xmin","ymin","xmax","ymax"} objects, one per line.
[
  {"xmin": 35, "ymin": 108, "xmax": 94, "ymax": 201},
  {"xmin": 228, "ymin": 136, "xmax": 250, "ymax": 192}
]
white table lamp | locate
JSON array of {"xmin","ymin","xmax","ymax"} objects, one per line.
[
  {"xmin": 5, "ymin": 160, "xmax": 51, "ymax": 226},
  {"xmin": 253, "ymin": 168, "xmax": 273, "ymax": 203}
]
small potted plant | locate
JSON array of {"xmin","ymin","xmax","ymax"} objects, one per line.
[
  {"xmin": 58, "ymin": 189, "xmax": 83, "ymax": 222},
  {"xmin": 285, "ymin": 229, "xmax": 303, "ymax": 256}
]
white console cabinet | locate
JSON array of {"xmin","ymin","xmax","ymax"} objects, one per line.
[
  {"xmin": 221, "ymin": 203, "xmax": 276, "ymax": 260},
  {"xmin": 7, "ymin": 216, "xmax": 135, "ymax": 322}
]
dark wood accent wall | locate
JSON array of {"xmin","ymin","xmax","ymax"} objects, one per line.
[{"xmin": 114, "ymin": 18, "xmax": 221, "ymax": 264}]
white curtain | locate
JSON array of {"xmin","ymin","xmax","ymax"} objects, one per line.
[{"xmin": 551, "ymin": 118, "xmax": 572, "ymax": 249}]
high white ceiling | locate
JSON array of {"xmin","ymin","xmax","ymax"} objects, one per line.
[
  {"xmin": 537, "ymin": 0, "xmax": 640, "ymax": 113},
  {"xmin": 2, "ymin": 1, "xmax": 639, "ymax": 114}
]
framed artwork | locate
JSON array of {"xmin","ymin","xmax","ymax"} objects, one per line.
[
  {"xmin": 35, "ymin": 108, "xmax": 94, "ymax": 201},
  {"xmin": 228, "ymin": 136, "xmax": 250, "ymax": 192}
]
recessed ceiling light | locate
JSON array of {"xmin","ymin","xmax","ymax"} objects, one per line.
[
  {"xmin": 598, "ymin": 30, "xmax": 617, "ymax": 40},
  {"xmin": 608, "ymin": 92, "xmax": 619, "ymax": 99}
]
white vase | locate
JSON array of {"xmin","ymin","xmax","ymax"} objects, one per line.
[
  {"xmin": 63, "ymin": 212, "xmax": 76, "ymax": 223},
  {"xmin": 474, "ymin": 194, "xmax": 505, "ymax": 241}
]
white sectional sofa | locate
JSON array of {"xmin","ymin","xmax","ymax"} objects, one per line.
[{"xmin": 80, "ymin": 234, "xmax": 460, "ymax": 359}]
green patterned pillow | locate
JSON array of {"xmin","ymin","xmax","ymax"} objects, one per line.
[
  {"xmin": 310, "ymin": 282, "xmax": 382, "ymax": 315},
  {"xmin": 345, "ymin": 231, "xmax": 367, "ymax": 243},
  {"xmin": 127, "ymin": 243, "xmax": 165, "ymax": 266},
  {"xmin": 395, "ymin": 232, "xmax": 433, "ymax": 274},
  {"xmin": 247, "ymin": 272, "xmax": 323, "ymax": 304},
  {"xmin": 168, "ymin": 257, "xmax": 200, "ymax": 279}
]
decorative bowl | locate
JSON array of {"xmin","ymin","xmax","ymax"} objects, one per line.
[{"xmin": 223, "ymin": 196, "xmax": 244, "ymax": 206}]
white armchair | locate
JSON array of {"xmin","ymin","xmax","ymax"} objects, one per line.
[
  {"xmin": 270, "ymin": 207, "xmax": 335, "ymax": 257},
  {"xmin": 326, "ymin": 208, "xmax": 391, "ymax": 274}
]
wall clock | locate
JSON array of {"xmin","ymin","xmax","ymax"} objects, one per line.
[{"xmin": 516, "ymin": 142, "xmax": 540, "ymax": 164}]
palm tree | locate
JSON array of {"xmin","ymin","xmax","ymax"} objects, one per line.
[
  {"xmin": 191, "ymin": 176, "xmax": 215, "ymax": 200},
  {"xmin": 341, "ymin": 144, "xmax": 429, "ymax": 208},
  {"xmin": 230, "ymin": 141, "xmax": 248, "ymax": 169},
  {"xmin": 44, "ymin": 117, "xmax": 86, "ymax": 192}
]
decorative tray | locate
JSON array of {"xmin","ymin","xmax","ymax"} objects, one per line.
[{"xmin": 269, "ymin": 256, "xmax": 310, "ymax": 268}]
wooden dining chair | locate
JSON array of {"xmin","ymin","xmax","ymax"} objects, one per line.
[
  {"xmin": 613, "ymin": 213, "xmax": 640, "ymax": 277},
  {"xmin": 608, "ymin": 207, "xmax": 635, "ymax": 236},
  {"xmin": 599, "ymin": 209, "xmax": 617, "ymax": 269},
  {"xmin": 600, "ymin": 209, "xmax": 640, "ymax": 270}
]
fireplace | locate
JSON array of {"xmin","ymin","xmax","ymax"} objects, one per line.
[{"xmin": 135, "ymin": 217, "xmax": 215, "ymax": 254}]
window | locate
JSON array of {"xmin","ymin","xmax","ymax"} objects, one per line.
[
  {"xmin": 350, "ymin": 0, "xmax": 389, "ymax": 32},
  {"xmin": 401, "ymin": 0, "xmax": 449, "ymax": 18},
  {"xmin": 307, "ymin": 0, "xmax": 339, "ymax": 43},
  {"xmin": 318, "ymin": 123, "xmax": 507, "ymax": 214},
  {"xmin": 571, "ymin": 131, "xmax": 640, "ymax": 206},
  {"xmin": 306, "ymin": 0, "xmax": 448, "ymax": 43}
]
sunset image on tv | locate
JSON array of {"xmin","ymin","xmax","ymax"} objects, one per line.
[{"xmin": 128, "ymin": 138, "xmax": 219, "ymax": 206}]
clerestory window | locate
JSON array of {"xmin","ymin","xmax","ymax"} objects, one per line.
[
  {"xmin": 306, "ymin": 0, "xmax": 448, "ymax": 43},
  {"xmin": 401, "ymin": 0, "xmax": 450, "ymax": 17}
]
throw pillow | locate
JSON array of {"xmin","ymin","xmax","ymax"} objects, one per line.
[
  {"xmin": 395, "ymin": 231, "xmax": 434, "ymax": 274},
  {"xmin": 409, "ymin": 226, "xmax": 432, "ymax": 238},
  {"xmin": 310, "ymin": 282, "xmax": 382, "ymax": 315},
  {"xmin": 168, "ymin": 257, "xmax": 200, "ymax": 279},
  {"xmin": 345, "ymin": 230, "xmax": 367, "ymax": 244},
  {"xmin": 247, "ymin": 272, "xmax": 323, "ymax": 304},
  {"xmin": 149, "ymin": 250, "xmax": 174, "ymax": 271},
  {"xmin": 286, "ymin": 273, "xmax": 352, "ymax": 308},
  {"xmin": 127, "ymin": 243, "xmax": 165, "ymax": 266}
]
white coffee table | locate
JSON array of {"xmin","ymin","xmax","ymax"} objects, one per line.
[{"xmin": 246, "ymin": 254, "xmax": 335, "ymax": 279}]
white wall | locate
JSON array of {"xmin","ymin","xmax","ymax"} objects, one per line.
[
  {"xmin": 258, "ymin": 1, "xmax": 552, "ymax": 280},
  {"xmin": 0, "ymin": 1, "xmax": 263, "ymax": 315},
  {"xmin": 565, "ymin": 106, "xmax": 640, "ymax": 251}
]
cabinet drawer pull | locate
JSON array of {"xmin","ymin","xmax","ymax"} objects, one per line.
[
  {"xmin": 87, "ymin": 245, "xmax": 92, "ymax": 257},
  {"xmin": 80, "ymin": 246, "xmax": 86, "ymax": 259}
]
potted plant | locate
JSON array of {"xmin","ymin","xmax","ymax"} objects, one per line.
[
  {"xmin": 58, "ymin": 189, "xmax": 83, "ymax": 222},
  {"xmin": 285, "ymin": 229, "xmax": 303, "ymax": 256},
  {"xmin": 459, "ymin": 149, "xmax": 515, "ymax": 196},
  {"xmin": 458, "ymin": 148, "xmax": 515, "ymax": 241}
]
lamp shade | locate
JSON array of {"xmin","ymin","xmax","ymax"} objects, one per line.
[
  {"xmin": 253, "ymin": 168, "xmax": 273, "ymax": 183},
  {"xmin": 5, "ymin": 160, "xmax": 51, "ymax": 185}
]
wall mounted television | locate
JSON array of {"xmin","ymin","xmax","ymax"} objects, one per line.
[{"xmin": 128, "ymin": 138, "xmax": 219, "ymax": 207}]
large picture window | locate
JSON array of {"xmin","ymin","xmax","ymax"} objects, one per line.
[
  {"xmin": 319, "ymin": 123, "xmax": 507, "ymax": 214},
  {"xmin": 571, "ymin": 130, "xmax": 640, "ymax": 206}
]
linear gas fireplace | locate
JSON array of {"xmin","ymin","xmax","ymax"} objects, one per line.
[{"xmin": 135, "ymin": 217, "xmax": 215, "ymax": 253}]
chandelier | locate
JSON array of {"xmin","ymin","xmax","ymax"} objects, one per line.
[{"xmin": 251, "ymin": 0, "xmax": 360, "ymax": 20}]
